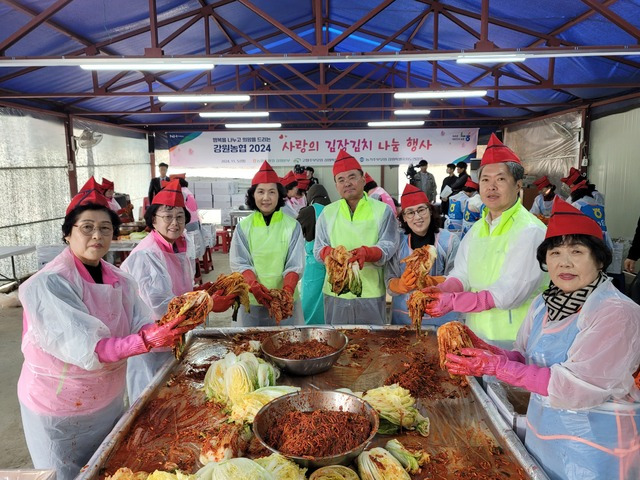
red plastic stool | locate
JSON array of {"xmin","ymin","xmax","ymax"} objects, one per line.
[
  {"xmin": 214, "ymin": 229, "xmax": 231, "ymax": 253},
  {"xmin": 200, "ymin": 246, "xmax": 213, "ymax": 273}
]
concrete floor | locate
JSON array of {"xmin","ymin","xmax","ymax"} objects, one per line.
[{"xmin": 0, "ymin": 252, "xmax": 234, "ymax": 470}]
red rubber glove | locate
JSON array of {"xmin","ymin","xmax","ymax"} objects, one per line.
[
  {"xmin": 95, "ymin": 334, "xmax": 148, "ymax": 363},
  {"xmin": 319, "ymin": 246, "xmax": 334, "ymax": 262},
  {"xmin": 242, "ymin": 270, "xmax": 273, "ymax": 306},
  {"xmin": 282, "ymin": 272, "xmax": 300, "ymax": 296},
  {"xmin": 194, "ymin": 281, "xmax": 214, "ymax": 292},
  {"xmin": 421, "ymin": 290, "xmax": 496, "ymax": 317},
  {"xmin": 211, "ymin": 289, "xmax": 236, "ymax": 313},
  {"xmin": 463, "ymin": 325, "xmax": 525, "ymax": 363},
  {"xmin": 446, "ymin": 348, "xmax": 550, "ymax": 395},
  {"xmin": 139, "ymin": 315, "xmax": 191, "ymax": 350},
  {"xmin": 349, "ymin": 246, "xmax": 383, "ymax": 269},
  {"xmin": 388, "ymin": 269, "xmax": 417, "ymax": 294}
]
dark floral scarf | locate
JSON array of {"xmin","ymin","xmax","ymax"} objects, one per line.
[{"xmin": 542, "ymin": 272, "xmax": 608, "ymax": 322}]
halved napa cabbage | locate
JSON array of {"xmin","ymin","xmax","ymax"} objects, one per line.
[{"xmin": 254, "ymin": 453, "xmax": 307, "ymax": 480}]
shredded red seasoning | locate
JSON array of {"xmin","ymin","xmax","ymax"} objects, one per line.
[
  {"xmin": 264, "ymin": 409, "xmax": 371, "ymax": 457},
  {"xmin": 271, "ymin": 339, "xmax": 338, "ymax": 360}
]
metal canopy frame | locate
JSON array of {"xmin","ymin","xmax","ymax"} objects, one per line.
[{"xmin": 1, "ymin": 0, "xmax": 639, "ymax": 131}]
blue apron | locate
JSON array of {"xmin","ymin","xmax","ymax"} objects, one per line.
[
  {"xmin": 446, "ymin": 195, "xmax": 465, "ymax": 233},
  {"xmin": 301, "ymin": 204, "xmax": 326, "ymax": 325},
  {"xmin": 390, "ymin": 231, "xmax": 459, "ymax": 327},
  {"xmin": 524, "ymin": 292, "xmax": 640, "ymax": 480}
]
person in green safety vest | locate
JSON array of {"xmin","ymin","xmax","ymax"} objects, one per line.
[
  {"xmin": 229, "ymin": 161, "xmax": 305, "ymax": 326},
  {"xmin": 314, "ymin": 149, "xmax": 399, "ymax": 325},
  {"xmin": 421, "ymin": 134, "xmax": 548, "ymax": 349}
]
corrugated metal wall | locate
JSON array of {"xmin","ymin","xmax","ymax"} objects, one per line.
[{"xmin": 588, "ymin": 107, "xmax": 640, "ymax": 241}]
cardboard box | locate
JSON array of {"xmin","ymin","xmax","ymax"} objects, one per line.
[
  {"xmin": 213, "ymin": 195, "xmax": 232, "ymax": 209},
  {"xmin": 197, "ymin": 197, "xmax": 213, "ymax": 209},
  {"xmin": 211, "ymin": 181, "xmax": 238, "ymax": 195},
  {"xmin": 231, "ymin": 193, "xmax": 246, "ymax": 207},
  {"xmin": 194, "ymin": 185, "xmax": 213, "ymax": 196}
]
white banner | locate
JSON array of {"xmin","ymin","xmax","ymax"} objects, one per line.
[{"xmin": 168, "ymin": 128, "xmax": 478, "ymax": 168}]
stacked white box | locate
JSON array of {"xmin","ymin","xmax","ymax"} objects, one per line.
[
  {"xmin": 213, "ymin": 195, "xmax": 232, "ymax": 209},
  {"xmin": 197, "ymin": 196, "xmax": 214, "ymax": 209},
  {"xmin": 193, "ymin": 183, "xmax": 212, "ymax": 198},
  {"xmin": 231, "ymin": 193, "xmax": 246, "ymax": 207},
  {"xmin": 211, "ymin": 181, "xmax": 238, "ymax": 195}
]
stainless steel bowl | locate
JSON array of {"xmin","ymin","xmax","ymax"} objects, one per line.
[
  {"xmin": 252, "ymin": 389, "xmax": 379, "ymax": 469},
  {"xmin": 261, "ymin": 328, "xmax": 348, "ymax": 376}
]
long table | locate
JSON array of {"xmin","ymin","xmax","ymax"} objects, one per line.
[{"xmin": 0, "ymin": 245, "xmax": 36, "ymax": 285}]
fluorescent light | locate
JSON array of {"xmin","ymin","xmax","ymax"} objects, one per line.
[
  {"xmin": 80, "ymin": 63, "xmax": 213, "ymax": 71},
  {"xmin": 225, "ymin": 122, "xmax": 282, "ymax": 129},
  {"xmin": 394, "ymin": 90, "xmax": 487, "ymax": 99},
  {"xmin": 457, "ymin": 54, "xmax": 526, "ymax": 64},
  {"xmin": 394, "ymin": 109, "xmax": 431, "ymax": 115},
  {"xmin": 158, "ymin": 95, "xmax": 250, "ymax": 103},
  {"xmin": 199, "ymin": 111, "xmax": 269, "ymax": 118},
  {"xmin": 367, "ymin": 120, "xmax": 425, "ymax": 127}
]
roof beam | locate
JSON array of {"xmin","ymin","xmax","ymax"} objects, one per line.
[
  {"xmin": 327, "ymin": 0, "xmax": 396, "ymax": 50},
  {"xmin": 0, "ymin": 0, "xmax": 73, "ymax": 54},
  {"xmin": 578, "ymin": 0, "xmax": 640, "ymax": 41}
]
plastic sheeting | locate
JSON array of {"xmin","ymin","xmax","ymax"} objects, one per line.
[{"xmin": 504, "ymin": 111, "xmax": 582, "ymax": 197}]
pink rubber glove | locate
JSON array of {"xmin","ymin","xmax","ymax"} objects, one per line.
[
  {"xmin": 242, "ymin": 270, "xmax": 273, "ymax": 306},
  {"xmin": 436, "ymin": 276, "xmax": 465, "ymax": 293},
  {"xmin": 422, "ymin": 290, "xmax": 495, "ymax": 317},
  {"xmin": 446, "ymin": 348, "xmax": 550, "ymax": 396},
  {"xmin": 140, "ymin": 315, "xmax": 191, "ymax": 350},
  {"xmin": 463, "ymin": 325, "xmax": 525, "ymax": 363},
  {"xmin": 349, "ymin": 246, "xmax": 383, "ymax": 269},
  {"xmin": 95, "ymin": 334, "xmax": 148, "ymax": 363},
  {"xmin": 211, "ymin": 289, "xmax": 236, "ymax": 313},
  {"xmin": 282, "ymin": 271, "xmax": 300, "ymax": 296}
]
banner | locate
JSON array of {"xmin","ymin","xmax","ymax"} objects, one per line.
[{"xmin": 168, "ymin": 128, "xmax": 478, "ymax": 168}]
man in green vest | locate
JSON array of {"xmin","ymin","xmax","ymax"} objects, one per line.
[
  {"xmin": 423, "ymin": 134, "xmax": 548, "ymax": 349},
  {"xmin": 314, "ymin": 150, "xmax": 399, "ymax": 325}
]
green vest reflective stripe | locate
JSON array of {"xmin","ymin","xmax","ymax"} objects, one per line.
[
  {"xmin": 239, "ymin": 210, "xmax": 298, "ymax": 306},
  {"xmin": 322, "ymin": 194, "xmax": 386, "ymax": 299},
  {"xmin": 466, "ymin": 200, "xmax": 547, "ymax": 342}
]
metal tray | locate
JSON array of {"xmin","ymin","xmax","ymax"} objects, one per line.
[{"xmin": 80, "ymin": 326, "xmax": 549, "ymax": 480}]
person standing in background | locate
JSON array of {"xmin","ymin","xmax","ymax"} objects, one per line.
[
  {"xmin": 561, "ymin": 167, "xmax": 605, "ymax": 205},
  {"xmin": 449, "ymin": 161, "xmax": 470, "ymax": 195},
  {"xmin": 364, "ymin": 172, "xmax": 396, "ymax": 212},
  {"xmin": 297, "ymin": 184, "xmax": 332, "ymax": 324},
  {"xmin": 440, "ymin": 163, "xmax": 458, "ymax": 216},
  {"xmin": 148, "ymin": 162, "xmax": 170, "ymax": 203},
  {"xmin": 530, "ymin": 176, "xmax": 559, "ymax": 222},
  {"xmin": 461, "ymin": 179, "xmax": 482, "ymax": 238},
  {"xmin": 305, "ymin": 166, "xmax": 319, "ymax": 187},
  {"xmin": 624, "ymin": 216, "xmax": 640, "ymax": 273},
  {"xmin": 413, "ymin": 159, "xmax": 437, "ymax": 204}
]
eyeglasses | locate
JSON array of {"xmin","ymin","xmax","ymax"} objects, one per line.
[
  {"xmin": 403, "ymin": 207, "xmax": 429, "ymax": 219},
  {"xmin": 155, "ymin": 214, "xmax": 186, "ymax": 225},
  {"xmin": 73, "ymin": 223, "xmax": 114, "ymax": 236}
]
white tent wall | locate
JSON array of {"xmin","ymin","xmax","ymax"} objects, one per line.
[
  {"xmin": 588, "ymin": 106, "xmax": 640, "ymax": 241},
  {"xmin": 0, "ymin": 107, "xmax": 69, "ymax": 280},
  {"xmin": 73, "ymin": 120, "xmax": 149, "ymax": 219}
]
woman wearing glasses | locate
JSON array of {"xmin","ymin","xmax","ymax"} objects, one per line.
[
  {"xmin": 17, "ymin": 178, "xmax": 188, "ymax": 480},
  {"xmin": 121, "ymin": 179, "xmax": 233, "ymax": 401},
  {"xmin": 386, "ymin": 184, "xmax": 460, "ymax": 326}
]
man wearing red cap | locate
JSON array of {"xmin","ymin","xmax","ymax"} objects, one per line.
[
  {"xmin": 363, "ymin": 171, "xmax": 396, "ymax": 212},
  {"xmin": 445, "ymin": 197, "xmax": 640, "ymax": 480},
  {"xmin": 386, "ymin": 184, "xmax": 459, "ymax": 326},
  {"xmin": 314, "ymin": 150, "xmax": 399, "ymax": 325},
  {"xmin": 122, "ymin": 179, "xmax": 235, "ymax": 400},
  {"xmin": 530, "ymin": 175, "xmax": 560, "ymax": 220},
  {"xmin": 460, "ymin": 178, "xmax": 482, "ymax": 238},
  {"xmin": 424, "ymin": 134, "xmax": 548, "ymax": 349}
]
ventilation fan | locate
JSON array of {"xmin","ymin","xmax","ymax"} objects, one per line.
[
  {"xmin": 550, "ymin": 121, "xmax": 583, "ymax": 142},
  {"xmin": 74, "ymin": 128, "xmax": 103, "ymax": 149}
]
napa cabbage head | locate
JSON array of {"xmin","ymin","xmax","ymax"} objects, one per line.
[
  {"xmin": 195, "ymin": 458, "xmax": 274, "ymax": 480},
  {"xmin": 203, "ymin": 353, "xmax": 237, "ymax": 403},
  {"xmin": 357, "ymin": 448, "xmax": 410, "ymax": 480},
  {"xmin": 309, "ymin": 465, "xmax": 360, "ymax": 480},
  {"xmin": 362, "ymin": 384, "xmax": 430, "ymax": 437},
  {"xmin": 384, "ymin": 439, "xmax": 430, "ymax": 474},
  {"xmin": 230, "ymin": 386, "xmax": 300, "ymax": 424},
  {"xmin": 254, "ymin": 453, "xmax": 307, "ymax": 480}
]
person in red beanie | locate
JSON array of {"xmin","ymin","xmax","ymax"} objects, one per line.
[
  {"xmin": 229, "ymin": 161, "xmax": 305, "ymax": 326},
  {"xmin": 423, "ymin": 134, "xmax": 548, "ymax": 349},
  {"xmin": 121, "ymin": 179, "xmax": 235, "ymax": 401},
  {"xmin": 314, "ymin": 150, "xmax": 399, "ymax": 325},
  {"xmin": 446, "ymin": 197, "xmax": 640, "ymax": 480},
  {"xmin": 385, "ymin": 184, "xmax": 459, "ymax": 326},
  {"xmin": 529, "ymin": 175, "xmax": 560, "ymax": 221},
  {"xmin": 17, "ymin": 177, "xmax": 190, "ymax": 480},
  {"xmin": 560, "ymin": 167, "xmax": 605, "ymax": 206}
]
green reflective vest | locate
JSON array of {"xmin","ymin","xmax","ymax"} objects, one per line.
[
  {"xmin": 466, "ymin": 200, "xmax": 547, "ymax": 343},
  {"xmin": 239, "ymin": 210, "xmax": 299, "ymax": 306},
  {"xmin": 322, "ymin": 194, "xmax": 387, "ymax": 299}
]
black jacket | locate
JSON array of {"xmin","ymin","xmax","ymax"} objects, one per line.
[{"xmin": 148, "ymin": 176, "xmax": 169, "ymax": 202}]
